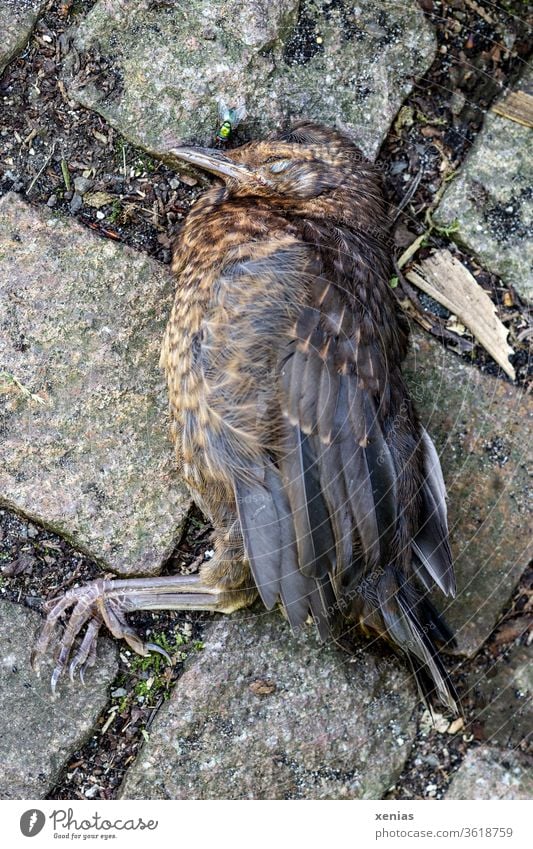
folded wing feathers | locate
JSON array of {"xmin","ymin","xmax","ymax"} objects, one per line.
[
  {"xmin": 234, "ymin": 460, "xmax": 331, "ymax": 635},
  {"xmin": 421, "ymin": 426, "xmax": 450, "ymax": 531},
  {"xmin": 411, "ymin": 429, "xmax": 455, "ymax": 597},
  {"xmin": 280, "ymin": 423, "xmax": 335, "ymax": 578},
  {"xmin": 264, "ymin": 464, "xmax": 330, "ymax": 633},
  {"xmin": 281, "ymin": 303, "xmax": 401, "ymax": 585},
  {"xmin": 238, "ymin": 290, "xmax": 455, "ymax": 666},
  {"xmin": 313, "ymin": 435, "xmax": 355, "ymax": 591},
  {"xmin": 340, "ymin": 377, "xmax": 381, "ymax": 568},
  {"xmin": 362, "ymin": 393, "xmax": 398, "ymax": 562},
  {"xmin": 234, "ymin": 463, "xmax": 282, "ymax": 611}
]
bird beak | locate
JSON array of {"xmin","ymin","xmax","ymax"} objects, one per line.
[{"xmin": 168, "ymin": 147, "xmax": 251, "ymax": 182}]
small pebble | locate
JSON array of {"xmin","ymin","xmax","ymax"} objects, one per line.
[
  {"xmin": 447, "ymin": 717, "xmax": 465, "ymax": 735},
  {"xmin": 84, "ymin": 785, "xmax": 99, "ymax": 798},
  {"xmin": 69, "ymin": 193, "xmax": 83, "ymax": 214},
  {"xmin": 46, "ymin": 194, "xmax": 57, "ymax": 208},
  {"xmin": 180, "ymin": 174, "xmax": 198, "ymax": 187},
  {"xmin": 73, "ymin": 176, "xmax": 93, "ymax": 195}
]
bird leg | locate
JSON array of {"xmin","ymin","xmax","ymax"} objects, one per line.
[{"xmin": 32, "ymin": 573, "xmax": 254, "ymax": 692}]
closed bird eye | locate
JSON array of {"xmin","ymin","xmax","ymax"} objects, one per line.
[{"xmin": 269, "ymin": 159, "xmax": 291, "ymax": 174}]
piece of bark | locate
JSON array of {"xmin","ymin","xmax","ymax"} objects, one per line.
[
  {"xmin": 406, "ymin": 249, "xmax": 515, "ymax": 380},
  {"xmin": 492, "ymin": 89, "xmax": 533, "ymax": 129}
]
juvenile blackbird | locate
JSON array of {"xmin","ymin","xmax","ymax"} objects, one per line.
[{"xmin": 34, "ymin": 122, "xmax": 458, "ymax": 711}]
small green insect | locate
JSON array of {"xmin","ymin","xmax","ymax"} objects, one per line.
[{"xmin": 216, "ymin": 98, "xmax": 246, "ymax": 144}]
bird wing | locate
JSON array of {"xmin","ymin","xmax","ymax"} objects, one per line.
[
  {"xmin": 276, "ymin": 275, "xmax": 399, "ymax": 601},
  {"xmin": 225, "ymin": 249, "xmax": 401, "ymax": 627},
  {"xmin": 179, "ymin": 230, "xmax": 452, "ymax": 638},
  {"xmin": 234, "ymin": 457, "xmax": 336, "ymax": 638},
  {"xmin": 275, "ymin": 271, "xmax": 455, "ymax": 601}
]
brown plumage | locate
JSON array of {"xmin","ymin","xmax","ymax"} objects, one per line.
[{"xmin": 33, "ymin": 122, "xmax": 458, "ymax": 711}]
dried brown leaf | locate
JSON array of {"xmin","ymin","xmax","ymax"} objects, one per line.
[
  {"xmin": 92, "ymin": 130, "xmax": 109, "ymax": 144},
  {"xmin": 84, "ymin": 191, "xmax": 115, "ymax": 209},
  {"xmin": 492, "ymin": 616, "xmax": 532, "ymax": 646},
  {"xmin": 249, "ymin": 679, "xmax": 276, "ymax": 696}
]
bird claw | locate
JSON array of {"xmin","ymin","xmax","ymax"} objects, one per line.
[
  {"xmin": 32, "ymin": 578, "xmax": 149, "ymax": 692},
  {"xmin": 144, "ymin": 642, "xmax": 172, "ymax": 663}
]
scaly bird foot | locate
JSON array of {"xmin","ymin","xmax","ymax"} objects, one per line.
[{"xmin": 31, "ymin": 578, "xmax": 170, "ymax": 692}]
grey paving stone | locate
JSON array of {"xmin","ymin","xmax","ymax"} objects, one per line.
[
  {"xmin": 0, "ymin": 0, "xmax": 47, "ymax": 76},
  {"xmin": 0, "ymin": 192, "xmax": 190, "ymax": 576},
  {"xmin": 446, "ymin": 746, "xmax": 533, "ymax": 800},
  {"xmin": 119, "ymin": 610, "xmax": 418, "ymax": 800},
  {"xmin": 467, "ymin": 646, "xmax": 532, "ymax": 748},
  {"xmin": 435, "ymin": 66, "xmax": 533, "ymax": 300},
  {"xmin": 406, "ymin": 335, "xmax": 532, "ymax": 657},
  {"xmin": 0, "ymin": 600, "xmax": 117, "ymax": 799},
  {"xmin": 62, "ymin": 0, "xmax": 435, "ymax": 160}
]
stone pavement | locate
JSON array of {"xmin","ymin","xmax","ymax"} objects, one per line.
[
  {"xmin": 62, "ymin": 0, "xmax": 435, "ymax": 160},
  {"xmin": 0, "ymin": 1, "xmax": 48, "ymax": 77},
  {"xmin": 119, "ymin": 610, "xmax": 417, "ymax": 799},
  {"xmin": 466, "ymin": 645, "xmax": 531, "ymax": 748},
  {"xmin": 0, "ymin": 0, "xmax": 530, "ymax": 802},
  {"xmin": 435, "ymin": 65, "xmax": 533, "ymax": 300},
  {"xmin": 0, "ymin": 192, "xmax": 190, "ymax": 576},
  {"xmin": 445, "ymin": 746, "xmax": 533, "ymax": 801},
  {"xmin": 0, "ymin": 600, "xmax": 117, "ymax": 799}
]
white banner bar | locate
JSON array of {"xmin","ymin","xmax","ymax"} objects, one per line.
[{"xmin": 2, "ymin": 798, "xmax": 530, "ymax": 848}]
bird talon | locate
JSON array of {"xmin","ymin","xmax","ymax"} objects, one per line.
[
  {"xmin": 32, "ymin": 578, "xmax": 165, "ymax": 690},
  {"xmin": 50, "ymin": 664, "xmax": 62, "ymax": 695},
  {"xmin": 68, "ymin": 618, "xmax": 102, "ymax": 683},
  {"xmin": 33, "ymin": 579, "xmax": 115, "ymax": 691},
  {"xmin": 145, "ymin": 642, "xmax": 172, "ymax": 663}
]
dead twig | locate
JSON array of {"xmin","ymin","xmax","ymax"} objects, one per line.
[{"xmin": 26, "ymin": 141, "xmax": 56, "ymax": 195}]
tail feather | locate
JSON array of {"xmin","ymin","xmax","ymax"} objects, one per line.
[
  {"xmin": 376, "ymin": 570, "xmax": 459, "ymax": 714},
  {"xmin": 413, "ymin": 428, "xmax": 456, "ymax": 597}
]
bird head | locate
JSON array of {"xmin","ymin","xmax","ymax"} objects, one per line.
[{"xmin": 167, "ymin": 122, "xmax": 370, "ymax": 209}]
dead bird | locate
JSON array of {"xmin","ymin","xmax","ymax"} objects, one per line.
[{"xmin": 33, "ymin": 122, "xmax": 458, "ymax": 711}]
